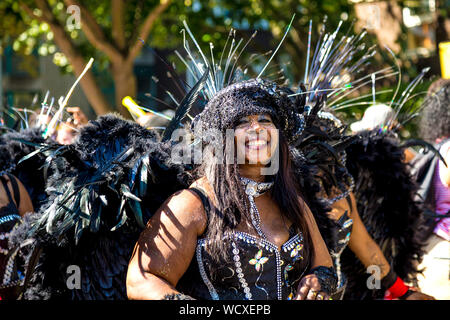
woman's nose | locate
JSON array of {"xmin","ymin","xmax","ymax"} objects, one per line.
[{"xmin": 247, "ymin": 120, "xmax": 262, "ymax": 132}]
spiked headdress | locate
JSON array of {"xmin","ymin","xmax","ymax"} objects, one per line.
[{"xmin": 192, "ymin": 78, "xmax": 306, "ymax": 142}]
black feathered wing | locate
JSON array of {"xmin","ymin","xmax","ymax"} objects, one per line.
[{"xmin": 9, "ymin": 115, "xmax": 191, "ymax": 300}]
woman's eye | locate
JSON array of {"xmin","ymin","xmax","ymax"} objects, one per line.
[
  {"xmin": 236, "ymin": 120, "xmax": 249, "ymax": 126},
  {"xmin": 259, "ymin": 118, "xmax": 273, "ymax": 124}
]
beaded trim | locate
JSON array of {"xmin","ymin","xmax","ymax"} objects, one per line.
[
  {"xmin": 240, "ymin": 177, "xmax": 274, "ymax": 197},
  {"xmin": 2, "ymin": 247, "xmax": 19, "ymax": 285},
  {"xmin": 248, "ymin": 198, "xmax": 267, "ymax": 240},
  {"xmin": 233, "ymin": 231, "xmax": 304, "ymax": 300},
  {"xmin": 0, "ymin": 232, "xmax": 9, "ymax": 240},
  {"xmin": 196, "ymin": 230, "xmax": 304, "ymax": 300},
  {"xmin": 196, "ymin": 239, "xmax": 219, "ymax": 300},
  {"xmin": 231, "ymin": 241, "xmax": 252, "ymax": 300},
  {"xmin": 0, "ymin": 278, "xmax": 22, "ymax": 290},
  {"xmin": 233, "ymin": 231, "xmax": 304, "ymax": 255},
  {"xmin": 282, "ymin": 233, "xmax": 303, "ymax": 253},
  {"xmin": 0, "ymin": 232, "xmax": 10, "ymax": 255},
  {"xmin": 239, "ymin": 177, "xmax": 274, "ymax": 240},
  {"xmin": 0, "ymin": 214, "xmax": 21, "ymax": 225},
  {"xmin": 274, "ymin": 249, "xmax": 282, "ymax": 299}
]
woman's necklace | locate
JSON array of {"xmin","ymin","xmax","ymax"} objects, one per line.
[{"xmin": 240, "ymin": 176, "xmax": 274, "ymax": 240}]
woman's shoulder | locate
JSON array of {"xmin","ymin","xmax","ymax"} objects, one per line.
[
  {"xmin": 157, "ymin": 180, "xmax": 210, "ymax": 236},
  {"xmin": 0, "ymin": 174, "xmax": 33, "ymax": 215},
  {"xmin": 189, "ymin": 177, "xmax": 213, "ymax": 194}
]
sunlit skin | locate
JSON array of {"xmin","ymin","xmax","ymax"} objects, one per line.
[
  {"xmin": 126, "ymin": 113, "xmax": 334, "ymax": 300},
  {"xmin": 56, "ymin": 124, "xmax": 77, "ymax": 145},
  {"xmin": 326, "ymin": 189, "xmax": 435, "ymax": 300},
  {"xmin": 0, "ymin": 174, "xmax": 33, "ymax": 217},
  {"xmin": 55, "ymin": 107, "xmax": 88, "ymax": 145}
]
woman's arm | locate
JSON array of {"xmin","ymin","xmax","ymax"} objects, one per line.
[
  {"xmin": 304, "ymin": 203, "xmax": 334, "ymax": 269},
  {"xmin": 347, "ymin": 193, "xmax": 391, "ymax": 279},
  {"xmin": 347, "ymin": 192, "xmax": 435, "ymax": 300},
  {"xmin": 16, "ymin": 177, "xmax": 34, "ymax": 216},
  {"xmin": 295, "ymin": 200, "xmax": 335, "ymax": 300},
  {"xmin": 0, "ymin": 175, "xmax": 33, "ymax": 216},
  {"xmin": 126, "ymin": 189, "xmax": 207, "ymax": 300}
]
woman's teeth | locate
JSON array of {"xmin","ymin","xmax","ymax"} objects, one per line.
[{"xmin": 247, "ymin": 140, "xmax": 267, "ymax": 148}]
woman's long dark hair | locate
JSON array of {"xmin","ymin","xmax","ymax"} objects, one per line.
[
  {"xmin": 197, "ymin": 129, "xmax": 314, "ymax": 269},
  {"xmin": 272, "ymin": 134, "xmax": 314, "ymax": 266}
]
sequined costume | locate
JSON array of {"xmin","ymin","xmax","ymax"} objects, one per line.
[{"xmin": 176, "ymin": 187, "xmax": 307, "ymax": 300}]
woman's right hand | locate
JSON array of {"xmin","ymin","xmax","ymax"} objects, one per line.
[{"xmin": 294, "ymin": 274, "xmax": 331, "ymax": 300}]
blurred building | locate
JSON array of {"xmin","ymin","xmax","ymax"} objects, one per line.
[
  {"xmin": 350, "ymin": 0, "xmax": 449, "ymax": 76},
  {"xmin": 0, "ymin": 46, "xmax": 93, "ymax": 121},
  {"xmin": 0, "ymin": 45, "xmax": 165, "ymax": 121}
]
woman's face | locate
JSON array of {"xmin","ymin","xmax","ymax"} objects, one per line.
[{"xmin": 234, "ymin": 114, "xmax": 279, "ymax": 165}]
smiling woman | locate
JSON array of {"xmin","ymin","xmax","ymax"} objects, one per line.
[
  {"xmin": 126, "ymin": 79, "xmax": 338, "ymax": 300},
  {"xmin": 234, "ymin": 114, "xmax": 279, "ymax": 167}
]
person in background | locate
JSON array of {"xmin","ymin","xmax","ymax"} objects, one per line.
[
  {"xmin": 415, "ymin": 78, "xmax": 450, "ymax": 300},
  {"xmin": 55, "ymin": 107, "xmax": 88, "ymax": 145},
  {"xmin": 349, "ymin": 103, "xmax": 395, "ymax": 133},
  {"xmin": 350, "ymin": 103, "xmax": 417, "ymax": 162}
]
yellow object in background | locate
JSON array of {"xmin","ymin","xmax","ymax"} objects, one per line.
[
  {"xmin": 122, "ymin": 96, "xmax": 146, "ymax": 118},
  {"xmin": 439, "ymin": 41, "xmax": 450, "ymax": 79}
]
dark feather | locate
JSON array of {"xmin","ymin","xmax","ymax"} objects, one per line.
[
  {"xmin": 341, "ymin": 130, "xmax": 426, "ymax": 300},
  {"xmin": 162, "ymin": 68, "xmax": 209, "ymax": 141},
  {"xmin": 8, "ymin": 114, "xmax": 192, "ymax": 300}
]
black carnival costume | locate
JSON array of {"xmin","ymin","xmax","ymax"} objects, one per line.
[{"xmin": 4, "ymin": 21, "xmax": 340, "ymax": 300}]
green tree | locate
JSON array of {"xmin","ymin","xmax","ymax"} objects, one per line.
[
  {"xmin": 8, "ymin": 0, "xmax": 172, "ymax": 116},
  {"xmin": 3, "ymin": 0, "xmax": 355, "ymax": 117},
  {"xmin": 182, "ymin": 0, "xmax": 355, "ymax": 82}
]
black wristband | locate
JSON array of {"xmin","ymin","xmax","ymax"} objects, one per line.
[
  {"xmin": 380, "ymin": 268, "xmax": 397, "ymax": 290},
  {"xmin": 307, "ymin": 266, "xmax": 338, "ymax": 295},
  {"xmin": 398, "ymin": 289, "xmax": 415, "ymax": 300},
  {"xmin": 162, "ymin": 293, "xmax": 196, "ymax": 300}
]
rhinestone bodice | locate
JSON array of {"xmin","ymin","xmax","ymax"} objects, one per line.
[{"xmin": 176, "ymin": 229, "xmax": 308, "ymax": 300}]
